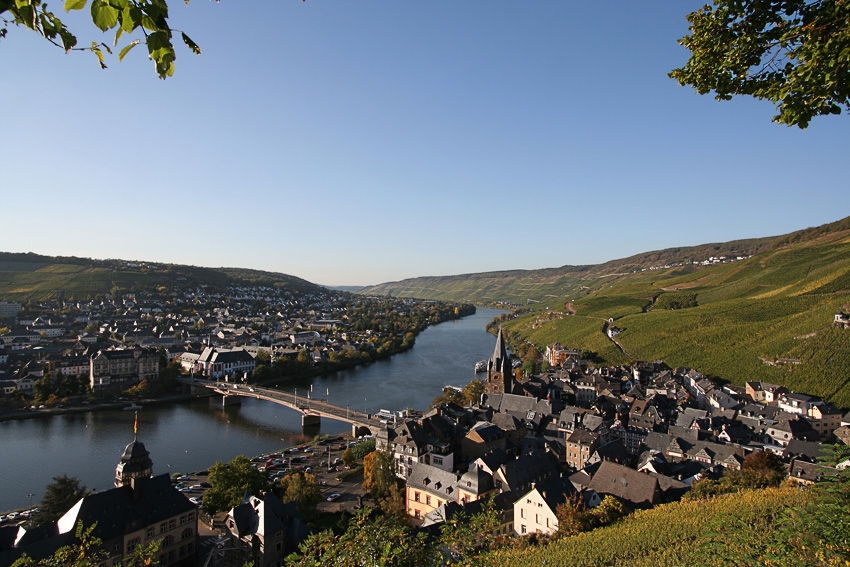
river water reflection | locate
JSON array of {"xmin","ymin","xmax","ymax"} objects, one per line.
[{"xmin": 0, "ymin": 308, "xmax": 504, "ymax": 512}]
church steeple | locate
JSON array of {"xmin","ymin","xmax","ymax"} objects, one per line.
[
  {"xmin": 115, "ymin": 411, "xmax": 153, "ymax": 487},
  {"xmin": 485, "ymin": 328, "xmax": 513, "ymax": 395}
]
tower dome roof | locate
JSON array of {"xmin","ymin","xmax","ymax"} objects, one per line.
[{"xmin": 121, "ymin": 439, "xmax": 151, "ymax": 462}]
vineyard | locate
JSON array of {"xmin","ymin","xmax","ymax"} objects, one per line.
[
  {"xmin": 484, "ymin": 486, "xmax": 803, "ymax": 567},
  {"xmin": 499, "ymin": 233, "xmax": 850, "ymax": 407}
]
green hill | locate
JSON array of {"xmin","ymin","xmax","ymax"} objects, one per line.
[
  {"xmin": 0, "ymin": 252, "xmax": 326, "ymax": 301},
  {"xmin": 361, "ymin": 217, "xmax": 850, "ymax": 407}
]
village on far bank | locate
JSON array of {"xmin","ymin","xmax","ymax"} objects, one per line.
[
  {"xmin": 0, "ymin": 287, "xmax": 475, "ymax": 410},
  {"xmin": 1, "ymin": 287, "xmax": 849, "ymax": 566}
]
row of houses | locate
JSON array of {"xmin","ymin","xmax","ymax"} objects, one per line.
[{"xmin": 373, "ymin": 333, "xmax": 848, "ymax": 537}]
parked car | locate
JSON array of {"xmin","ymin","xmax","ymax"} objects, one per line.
[{"xmin": 326, "ymin": 493, "xmax": 341, "ymax": 501}]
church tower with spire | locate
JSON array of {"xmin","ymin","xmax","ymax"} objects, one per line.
[
  {"xmin": 115, "ymin": 412, "xmax": 153, "ymax": 487},
  {"xmin": 485, "ymin": 328, "xmax": 514, "ymax": 395}
]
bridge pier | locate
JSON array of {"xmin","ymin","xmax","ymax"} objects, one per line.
[
  {"xmin": 222, "ymin": 394, "xmax": 242, "ymax": 407},
  {"xmin": 302, "ymin": 414, "xmax": 321, "ymax": 427},
  {"xmin": 352, "ymin": 424, "xmax": 372, "ymax": 438}
]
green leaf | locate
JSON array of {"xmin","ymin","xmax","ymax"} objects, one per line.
[
  {"xmin": 120, "ymin": 5, "xmax": 140, "ymax": 32},
  {"xmin": 59, "ymin": 29, "xmax": 77, "ymax": 51},
  {"xmin": 118, "ymin": 38, "xmax": 139, "ymax": 61},
  {"xmin": 64, "ymin": 0, "xmax": 87, "ymax": 11},
  {"xmin": 91, "ymin": 41, "xmax": 107, "ymax": 69},
  {"xmin": 181, "ymin": 32, "xmax": 200, "ymax": 55},
  {"xmin": 90, "ymin": 0, "xmax": 119, "ymax": 31},
  {"xmin": 140, "ymin": 13, "xmax": 157, "ymax": 31}
]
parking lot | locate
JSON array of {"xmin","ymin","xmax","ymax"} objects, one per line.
[{"xmin": 172, "ymin": 435, "xmax": 371, "ymax": 517}]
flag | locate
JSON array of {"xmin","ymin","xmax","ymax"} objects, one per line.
[{"xmin": 134, "ymin": 411, "xmax": 138, "ymax": 436}]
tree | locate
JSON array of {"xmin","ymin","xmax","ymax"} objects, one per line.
[
  {"xmin": 31, "ymin": 475, "xmax": 91, "ymax": 527},
  {"xmin": 363, "ymin": 450, "xmax": 396, "ymax": 504},
  {"xmin": 462, "ymin": 379, "xmax": 485, "ymax": 406},
  {"xmin": 670, "ymin": 0, "xmax": 850, "ymax": 128},
  {"xmin": 341, "ymin": 447, "xmax": 355, "ymax": 468},
  {"xmin": 555, "ymin": 493, "xmax": 590, "ymax": 537},
  {"xmin": 289, "ymin": 508, "xmax": 433, "ymax": 567},
  {"xmin": 1, "ymin": 0, "xmax": 204, "ymax": 78},
  {"xmin": 202, "ymin": 455, "xmax": 269, "ymax": 515},
  {"xmin": 275, "ymin": 471, "xmax": 321, "ymax": 519}
]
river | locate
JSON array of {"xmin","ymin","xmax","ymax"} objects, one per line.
[{"xmin": 0, "ymin": 308, "xmax": 504, "ymax": 513}]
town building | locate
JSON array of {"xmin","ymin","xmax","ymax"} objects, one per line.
[{"xmin": 89, "ymin": 348, "xmax": 159, "ymax": 391}]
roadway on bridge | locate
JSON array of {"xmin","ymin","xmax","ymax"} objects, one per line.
[{"xmin": 182, "ymin": 378, "xmax": 389, "ymax": 430}]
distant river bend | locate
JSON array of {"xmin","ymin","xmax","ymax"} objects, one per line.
[{"xmin": 0, "ymin": 308, "xmax": 505, "ymax": 512}]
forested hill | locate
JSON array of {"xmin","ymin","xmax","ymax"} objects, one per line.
[
  {"xmin": 358, "ymin": 216, "xmax": 850, "ymax": 305},
  {"xmin": 0, "ymin": 252, "xmax": 326, "ymax": 301}
]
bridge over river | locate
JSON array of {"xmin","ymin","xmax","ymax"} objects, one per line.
[{"xmin": 179, "ymin": 378, "xmax": 387, "ymax": 436}]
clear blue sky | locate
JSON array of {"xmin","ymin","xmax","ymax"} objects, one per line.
[{"xmin": 2, "ymin": 1, "xmax": 848, "ymax": 286}]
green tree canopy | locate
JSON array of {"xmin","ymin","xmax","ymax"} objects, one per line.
[
  {"xmin": 275, "ymin": 471, "xmax": 321, "ymax": 519},
  {"xmin": 670, "ymin": 0, "xmax": 850, "ymax": 128},
  {"xmin": 31, "ymin": 474, "xmax": 91, "ymax": 528},
  {"xmin": 202, "ymin": 455, "xmax": 269, "ymax": 515}
]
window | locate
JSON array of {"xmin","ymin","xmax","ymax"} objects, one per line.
[
  {"xmin": 414, "ymin": 510, "xmax": 420, "ymax": 519},
  {"xmin": 414, "ymin": 492, "xmax": 420, "ymax": 502},
  {"xmin": 535, "ymin": 514, "xmax": 540, "ymax": 524},
  {"xmin": 426, "ymin": 495, "xmax": 431, "ymax": 506},
  {"xmin": 188, "ymin": 513, "xmax": 194, "ymax": 522},
  {"xmin": 521, "ymin": 524, "xmax": 527, "ymax": 534},
  {"xmin": 160, "ymin": 523, "xmax": 167, "ymax": 534},
  {"xmin": 146, "ymin": 527, "xmax": 155, "ymax": 539},
  {"xmin": 180, "ymin": 516, "xmax": 187, "ymax": 525},
  {"xmin": 168, "ymin": 520, "xmax": 175, "ymax": 530},
  {"xmin": 520, "ymin": 508, "xmax": 526, "ymax": 519},
  {"xmin": 432, "ymin": 456, "xmax": 443, "ymax": 465}
]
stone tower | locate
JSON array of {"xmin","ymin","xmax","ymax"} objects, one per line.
[
  {"xmin": 115, "ymin": 412, "xmax": 153, "ymax": 487},
  {"xmin": 485, "ymin": 328, "xmax": 513, "ymax": 395}
]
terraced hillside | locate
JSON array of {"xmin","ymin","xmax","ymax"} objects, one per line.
[{"xmin": 0, "ymin": 252, "xmax": 325, "ymax": 301}]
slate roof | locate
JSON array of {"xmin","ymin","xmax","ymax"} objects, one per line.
[
  {"xmin": 587, "ymin": 461, "xmax": 659, "ymax": 509},
  {"xmin": 228, "ymin": 491, "xmax": 310, "ymax": 543},
  {"xmin": 58, "ymin": 474, "xmax": 196, "ymax": 543}
]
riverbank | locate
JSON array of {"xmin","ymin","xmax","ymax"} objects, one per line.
[
  {"xmin": 0, "ymin": 307, "xmax": 505, "ymax": 513},
  {"xmin": 0, "ymin": 391, "xmax": 215, "ymax": 423}
]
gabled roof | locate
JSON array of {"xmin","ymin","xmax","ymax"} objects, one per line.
[{"xmin": 587, "ymin": 461, "xmax": 659, "ymax": 509}]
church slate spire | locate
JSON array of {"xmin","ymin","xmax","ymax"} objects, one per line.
[{"xmin": 485, "ymin": 327, "xmax": 513, "ymax": 395}]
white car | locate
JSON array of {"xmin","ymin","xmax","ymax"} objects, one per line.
[{"xmin": 326, "ymin": 493, "xmax": 341, "ymax": 501}]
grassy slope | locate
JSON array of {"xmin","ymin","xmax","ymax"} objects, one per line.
[{"xmin": 485, "ymin": 485, "xmax": 801, "ymax": 567}]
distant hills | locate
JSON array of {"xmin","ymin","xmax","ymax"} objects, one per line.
[
  {"xmin": 361, "ymin": 216, "xmax": 850, "ymax": 407},
  {"xmin": 0, "ymin": 252, "xmax": 326, "ymax": 301},
  {"xmin": 359, "ymin": 216, "xmax": 850, "ymax": 304}
]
